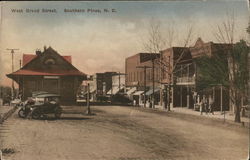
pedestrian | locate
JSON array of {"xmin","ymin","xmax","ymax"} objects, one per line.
[
  {"xmin": 149, "ymin": 97, "xmax": 152, "ymax": 108},
  {"xmin": 133, "ymin": 99, "xmax": 136, "ymax": 107},
  {"xmin": 199, "ymin": 95, "xmax": 204, "ymax": 115},
  {"xmin": 200, "ymin": 95, "xmax": 206, "ymax": 115},
  {"xmin": 209, "ymin": 95, "xmax": 214, "ymax": 115},
  {"xmin": 204, "ymin": 96, "xmax": 208, "ymax": 115}
]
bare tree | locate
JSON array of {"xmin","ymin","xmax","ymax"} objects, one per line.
[
  {"xmin": 142, "ymin": 19, "xmax": 167, "ymax": 108},
  {"xmin": 143, "ymin": 19, "xmax": 167, "ymax": 54},
  {"xmin": 161, "ymin": 23, "xmax": 194, "ymax": 111},
  {"xmin": 142, "ymin": 18, "xmax": 195, "ymax": 110},
  {"xmin": 211, "ymin": 11, "xmax": 248, "ymax": 123}
]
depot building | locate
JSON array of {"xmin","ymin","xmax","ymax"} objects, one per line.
[{"xmin": 7, "ymin": 47, "xmax": 87, "ymax": 104}]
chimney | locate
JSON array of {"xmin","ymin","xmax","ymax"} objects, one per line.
[
  {"xmin": 36, "ymin": 49, "xmax": 42, "ymax": 56},
  {"xmin": 44, "ymin": 45, "xmax": 47, "ymax": 52}
]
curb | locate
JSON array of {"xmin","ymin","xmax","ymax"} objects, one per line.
[{"xmin": 0, "ymin": 106, "xmax": 17, "ymax": 124}]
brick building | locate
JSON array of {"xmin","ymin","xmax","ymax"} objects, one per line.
[
  {"xmin": 125, "ymin": 53, "xmax": 161, "ymax": 106},
  {"xmin": 125, "ymin": 38, "xmax": 233, "ymax": 111},
  {"xmin": 161, "ymin": 47, "xmax": 194, "ymax": 108},
  {"xmin": 190, "ymin": 38, "xmax": 231, "ymax": 111},
  {"xmin": 125, "ymin": 53, "xmax": 160, "ymax": 88},
  {"xmin": 7, "ymin": 47, "xmax": 87, "ymax": 104}
]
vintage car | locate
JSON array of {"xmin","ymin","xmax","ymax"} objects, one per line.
[{"xmin": 30, "ymin": 93, "xmax": 62, "ymax": 119}]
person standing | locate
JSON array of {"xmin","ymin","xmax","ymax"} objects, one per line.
[
  {"xmin": 201, "ymin": 95, "xmax": 207, "ymax": 115},
  {"xmin": 200, "ymin": 95, "xmax": 205, "ymax": 115},
  {"xmin": 133, "ymin": 99, "xmax": 136, "ymax": 107},
  {"xmin": 209, "ymin": 95, "xmax": 214, "ymax": 115},
  {"xmin": 204, "ymin": 96, "xmax": 208, "ymax": 115}
]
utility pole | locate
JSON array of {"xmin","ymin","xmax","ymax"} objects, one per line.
[
  {"xmin": 18, "ymin": 59, "xmax": 22, "ymax": 96},
  {"xmin": 220, "ymin": 84, "xmax": 223, "ymax": 114},
  {"xmin": 152, "ymin": 60, "xmax": 155, "ymax": 108},
  {"xmin": 167, "ymin": 55, "xmax": 171, "ymax": 111},
  {"xmin": 119, "ymin": 72, "xmax": 121, "ymax": 90},
  {"xmin": 86, "ymin": 83, "xmax": 91, "ymax": 115},
  {"xmin": 137, "ymin": 65, "xmax": 151, "ymax": 108},
  {"xmin": 6, "ymin": 48, "xmax": 19, "ymax": 100}
]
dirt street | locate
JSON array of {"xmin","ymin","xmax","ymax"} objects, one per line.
[{"xmin": 0, "ymin": 106, "xmax": 248, "ymax": 160}]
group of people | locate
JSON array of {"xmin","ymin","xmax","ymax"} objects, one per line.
[{"xmin": 198, "ymin": 95, "xmax": 214, "ymax": 115}]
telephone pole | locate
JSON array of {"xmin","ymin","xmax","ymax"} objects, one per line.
[
  {"xmin": 137, "ymin": 65, "xmax": 151, "ymax": 108},
  {"xmin": 167, "ymin": 55, "xmax": 171, "ymax": 111},
  {"xmin": 152, "ymin": 59, "xmax": 155, "ymax": 108},
  {"xmin": 6, "ymin": 48, "xmax": 19, "ymax": 99}
]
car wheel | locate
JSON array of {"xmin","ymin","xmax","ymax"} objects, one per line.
[
  {"xmin": 32, "ymin": 110, "xmax": 41, "ymax": 119},
  {"xmin": 18, "ymin": 109, "xmax": 27, "ymax": 118},
  {"xmin": 54, "ymin": 107, "xmax": 62, "ymax": 119}
]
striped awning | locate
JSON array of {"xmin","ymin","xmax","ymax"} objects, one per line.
[
  {"xmin": 145, "ymin": 88, "xmax": 160, "ymax": 96},
  {"xmin": 126, "ymin": 87, "xmax": 136, "ymax": 95},
  {"xmin": 132, "ymin": 91, "xmax": 144, "ymax": 95}
]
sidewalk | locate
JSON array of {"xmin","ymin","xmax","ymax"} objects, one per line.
[
  {"xmin": 151, "ymin": 104, "xmax": 249, "ymax": 127},
  {"xmin": 171, "ymin": 107, "xmax": 249, "ymax": 124}
]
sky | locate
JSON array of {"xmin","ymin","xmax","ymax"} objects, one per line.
[{"xmin": 0, "ymin": 0, "xmax": 249, "ymax": 86}]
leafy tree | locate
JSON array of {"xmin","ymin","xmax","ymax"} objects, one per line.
[{"xmin": 196, "ymin": 40, "xmax": 249, "ymax": 122}]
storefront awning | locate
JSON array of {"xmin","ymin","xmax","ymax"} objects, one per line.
[
  {"xmin": 145, "ymin": 88, "xmax": 160, "ymax": 96},
  {"xmin": 107, "ymin": 86, "xmax": 124, "ymax": 95},
  {"xmin": 132, "ymin": 91, "xmax": 144, "ymax": 95},
  {"xmin": 126, "ymin": 87, "xmax": 136, "ymax": 95}
]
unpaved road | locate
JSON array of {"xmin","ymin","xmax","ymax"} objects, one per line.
[{"xmin": 0, "ymin": 106, "xmax": 248, "ymax": 160}]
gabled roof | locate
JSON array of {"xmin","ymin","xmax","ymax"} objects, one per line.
[
  {"xmin": 23, "ymin": 54, "xmax": 72, "ymax": 66},
  {"xmin": 7, "ymin": 47, "xmax": 87, "ymax": 78},
  {"xmin": 23, "ymin": 54, "xmax": 36, "ymax": 66}
]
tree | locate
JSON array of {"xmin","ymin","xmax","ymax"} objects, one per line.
[
  {"xmin": 210, "ymin": 11, "xmax": 250, "ymax": 123},
  {"xmin": 142, "ymin": 19, "xmax": 167, "ymax": 109},
  {"xmin": 196, "ymin": 40, "xmax": 249, "ymax": 122},
  {"xmin": 142, "ymin": 18, "xmax": 195, "ymax": 110}
]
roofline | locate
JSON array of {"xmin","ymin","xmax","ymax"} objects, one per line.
[
  {"xmin": 20, "ymin": 47, "xmax": 87, "ymax": 76},
  {"xmin": 125, "ymin": 52, "xmax": 160, "ymax": 60}
]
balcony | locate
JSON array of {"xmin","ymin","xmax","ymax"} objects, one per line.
[{"xmin": 176, "ymin": 76, "xmax": 195, "ymax": 85}]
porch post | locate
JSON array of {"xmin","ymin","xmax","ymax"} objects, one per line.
[{"xmin": 180, "ymin": 86, "xmax": 183, "ymax": 107}]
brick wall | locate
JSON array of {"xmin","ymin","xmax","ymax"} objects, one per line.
[{"xmin": 125, "ymin": 53, "xmax": 160, "ymax": 88}]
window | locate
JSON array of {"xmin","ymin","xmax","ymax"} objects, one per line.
[{"xmin": 44, "ymin": 58, "xmax": 56, "ymax": 65}]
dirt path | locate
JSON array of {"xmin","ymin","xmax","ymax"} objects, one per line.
[{"xmin": 1, "ymin": 106, "xmax": 248, "ymax": 160}]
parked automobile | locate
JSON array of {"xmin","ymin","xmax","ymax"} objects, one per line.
[
  {"xmin": 110, "ymin": 94, "xmax": 133, "ymax": 105},
  {"xmin": 31, "ymin": 93, "xmax": 62, "ymax": 119},
  {"xmin": 18, "ymin": 92, "xmax": 62, "ymax": 119}
]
